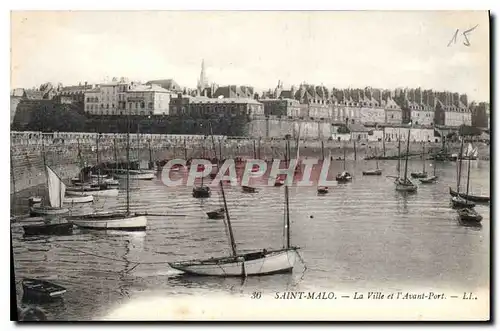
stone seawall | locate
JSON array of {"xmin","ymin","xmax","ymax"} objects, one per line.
[{"xmin": 10, "ymin": 132, "xmax": 489, "ymax": 194}]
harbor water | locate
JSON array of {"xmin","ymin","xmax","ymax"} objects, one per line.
[{"xmin": 11, "ymin": 159, "xmax": 490, "ymax": 320}]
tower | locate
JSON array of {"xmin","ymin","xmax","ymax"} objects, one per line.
[{"xmin": 197, "ymin": 59, "xmax": 209, "ymax": 91}]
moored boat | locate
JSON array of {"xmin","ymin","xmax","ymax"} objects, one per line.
[
  {"xmin": 410, "ymin": 172, "xmax": 427, "ymax": 179},
  {"xmin": 317, "ymin": 187, "xmax": 329, "ymax": 194},
  {"xmin": 335, "ymin": 171, "xmax": 352, "ymax": 182},
  {"xmin": 170, "ymin": 248, "xmax": 298, "ymax": 277},
  {"xmin": 419, "ymin": 175, "xmax": 438, "ymax": 184},
  {"xmin": 451, "ymin": 196, "xmax": 476, "ymax": 209},
  {"xmin": 66, "ymin": 187, "xmax": 119, "ymax": 197},
  {"xmin": 113, "ymin": 170, "xmax": 155, "ymax": 180},
  {"xmin": 63, "ymin": 195, "xmax": 94, "ymax": 204},
  {"xmin": 395, "ymin": 178, "xmax": 417, "ymax": 192},
  {"xmin": 362, "ymin": 169, "xmax": 382, "ymax": 176},
  {"xmin": 28, "ymin": 196, "xmax": 42, "ymax": 205},
  {"xmin": 207, "ymin": 208, "xmax": 225, "ymax": 219},
  {"xmin": 22, "ymin": 278, "xmax": 67, "ymax": 301},
  {"xmin": 69, "ymin": 212, "xmax": 147, "ymax": 231},
  {"xmin": 23, "ymin": 219, "xmax": 73, "ymax": 236},
  {"xmin": 449, "ymin": 187, "xmax": 490, "ymax": 203},
  {"xmin": 457, "ymin": 208, "xmax": 483, "ymax": 223},
  {"xmin": 193, "ymin": 186, "xmax": 211, "ymax": 198},
  {"xmin": 242, "ymin": 185, "xmax": 257, "ymax": 193}
]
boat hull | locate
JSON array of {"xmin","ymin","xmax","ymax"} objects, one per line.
[
  {"xmin": 30, "ymin": 206, "xmax": 69, "ymax": 217},
  {"xmin": 66, "ymin": 188, "xmax": 119, "ymax": 197},
  {"xmin": 169, "ymin": 249, "xmax": 298, "ymax": 277},
  {"xmin": 114, "ymin": 172, "xmax": 155, "ymax": 180},
  {"xmin": 70, "ymin": 214, "xmax": 147, "ymax": 231},
  {"xmin": 451, "ymin": 196, "xmax": 476, "ymax": 209},
  {"xmin": 449, "ymin": 187, "xmax": 490, "ymax": 203},
  {"xmin": 458, "ymin": 209, "xmax": 483, "ymax": 223},
  {"xmin": 362, "ymin": 170, "xmax": 382, "ymax": 176},
  {"xmin": 419, "ymin": 176, "xmax": 438, "ymax": 184},
  {"xmin": 22, "ymin": 279, "xmax": 67, "ymax": 301},
  {"xmin": 410, "ymin": 172, "xmax": 427, "ymax": 179},
  {"xmin": 63, "ymin": 195, "xmax": 94, "ymax": 204},
  {"xmin": 23, "ymin": 223, "xmax": 73, "ymax": 236}
]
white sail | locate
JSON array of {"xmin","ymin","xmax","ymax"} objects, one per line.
[
  {"xmin": 463, "ymin": 143, "xmax": 474, "ymax": 157},
  {"xmin": 46, "ymin": 166, "xmax": 66, "ymax": 208}
]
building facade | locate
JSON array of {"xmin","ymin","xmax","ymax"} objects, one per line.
[
  {"xmin": 126, "ymin": 85, "xmax": 174, "ymax": 115},
  {"xmin": 169, "ymin": 95, "xmax": 264, "ymax": 118}
]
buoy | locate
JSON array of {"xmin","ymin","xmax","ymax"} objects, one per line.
[{"xmin": 310, "ymin": 215, "xmax": 314, "ymax": 219}]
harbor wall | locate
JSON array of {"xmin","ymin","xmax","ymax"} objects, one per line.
[{"xmin": 10, "ymin": 131, "xmax": 489, "ymax": 194}]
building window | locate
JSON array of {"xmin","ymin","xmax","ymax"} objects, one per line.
[
  {"xmin": 106, "ymin": 104, "xmax": 109, "ymax": 109},
  {"xmin": 148, "ymin": 102, "xmax": 153, "ymax": 109}
]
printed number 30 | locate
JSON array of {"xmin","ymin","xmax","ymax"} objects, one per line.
[{"xmin": 251, "ymin": 292, "xmax": 262, "ymax": 299}]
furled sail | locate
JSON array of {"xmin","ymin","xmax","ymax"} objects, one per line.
[{"xmin": 46, "ymin": 166, "xmax": 66, "ymax": 208}]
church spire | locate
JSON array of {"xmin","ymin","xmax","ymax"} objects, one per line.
[{"xmin": 197, "ymin": 59, "xmax": 208, "ymax": 91}]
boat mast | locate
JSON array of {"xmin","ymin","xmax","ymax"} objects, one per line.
[
  {"xmin": 77, "ymin": 139, "xmax": 84, "ymax": 194},
  {"xmin": 422, "ymin": 143, "xmax": 426, "ymax": 174},
  {"xmin": 96, "ymin": 133, "xmax": 100, "ymax": 185},
  {"xmin": 219, "ymin": 180, "xmax": 237, "ymax": 256},
  {"xmin": 285, "ymin": 137, "xmax": 291, "ymax": 249},
  {"xmin": 375, "ymin": 146, "xmax": 379, "ymax": 169},
  {"xmin": 457, "ymin": 136, "xmax": 464, "ymax": 194},
  {"xmin": 403, "ymin": 126, "xmax": 411, "ymax": 181},
  {"xmin": 137, "ymin": 123, "xmax": 140, "ymax": 169},
  {"xmin": 41, "ymin": 133, "xmax": 49, "ymax": 199},
  {"xmin": 397, "ymin": 133, "xmax": 401, "ymax": 178},
  {"xmin": 126, "ymin": 107, "xmax": 131, "ymax": 215},
  {"xmin": 466, "ymin": 155, "xmax": 471, "ymax": 197},
  {"xmin": 113, "ymin": 137, "xmax": 118, "ymax": 172},
  {"xmin": 343, "ymin": 144, "xmax": 346, "ymax": 171}
]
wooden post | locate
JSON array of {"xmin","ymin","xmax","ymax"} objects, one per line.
[{"xmin": 382, "ymin": 129, "xmax": 386, "ymax": 157}]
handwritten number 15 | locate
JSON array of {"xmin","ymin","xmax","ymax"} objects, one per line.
[{"xmin": 448, "ymin": 25, "xmax": 479, "ymax": 47}]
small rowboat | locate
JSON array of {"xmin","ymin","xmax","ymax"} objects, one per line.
[
  {"xmin": 22, "ymin": 278, "xmax": 67, "ymax": 301},
  {"xmin": 28, "ymin": 196, "xmax": 42, "ymax": 205},
  {"xmin": 457, "ymin": 208, "xmax": 483, "ymax": 223},
  {"xmin": 317, "ymin": 187, "xmax": 329, "ymax": 194},
  {"xmin": 193, "ymin": 186, "xmax": 211, "ymax": 198},
  {"xmin": 242, "ymin": 186, "xmax": 257, "ymax": 193},
  {"xmin": 207, "ymin": 208, "xmax": 225, "ymax": 219},
  {"xmin": 335, "ymin": 171, "xmax": 352, "ymax": 182},
  {"xmin": 362, "ymin": 169, "xmax": 382, "ymax": 176}
]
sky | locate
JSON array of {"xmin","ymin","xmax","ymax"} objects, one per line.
[{"xmin": 11, "ymin": 11, "xmax": 490, "ymax": 101}]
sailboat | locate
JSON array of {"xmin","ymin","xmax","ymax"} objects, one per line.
[
  {"xmin": 30, "ymin": 166, "xmax": 70, "ymax": 217},
  {"xmin": 410, "ymin": 143, "xmax": 428, "ymax": 178},
  {"xmin": 112, "ymin": 129, "xmax": 155, "ymax": 180},
  {"xmin": 450, "ymin": 137, "xmax": 476, "ymax": 209},
  {"xmin": 66, "ymin": 135, "xmax": 120, "ymax": 197},
  {"xmin": 419, "ymin": 161, "xmax": 438, "ymax": 184},
  {"xmin": 63, "ymin": 139, "xmax": 94, "ymax": 204},
  {"xmin": 336, "ymin": 143, "xmax": 352, "ymax": 182},
  {"xmin": 67, "ymin": 111, "xmax": 148, "ymax": 231},
  {"xmin": 169, "ymin": 139, "xmax": 301, "ymax": 277},
  {"xmin": 362, "ymin": 146, "xmax": 382, "ymax": 176},
  {"xmin": 395, "ymin": 127, "xmax": 417, "ymax": 192}
]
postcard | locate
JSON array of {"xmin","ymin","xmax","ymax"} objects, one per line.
[{"xmin": 10, "ymin": 10, "xmax": 490, "ymax": 321}]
